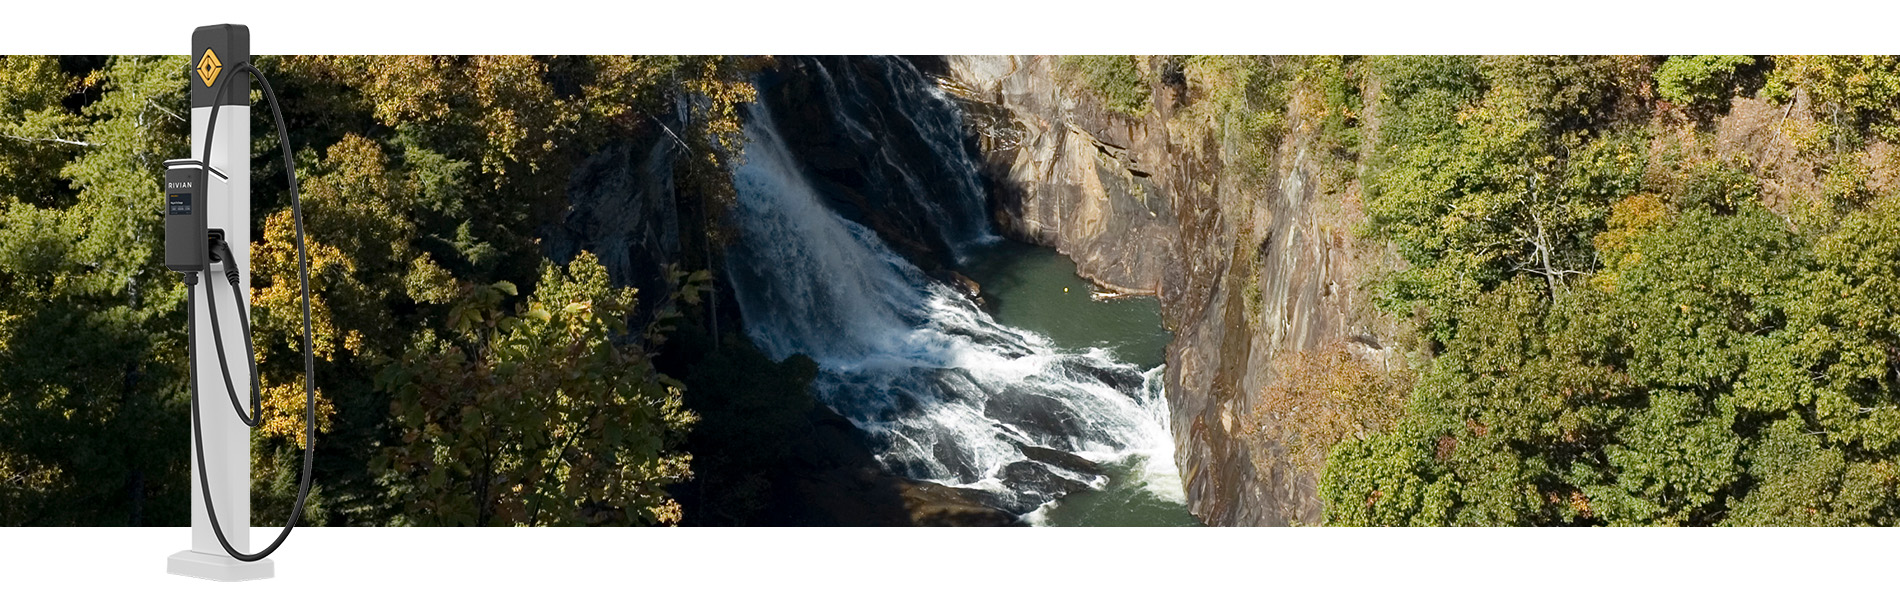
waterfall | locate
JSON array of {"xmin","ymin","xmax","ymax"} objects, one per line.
[
  {"xmin": 806, "ymin": 57, "xmax": 999, "ymax": 259},
  {"xmin": 725, "ymin": 61, "xmax": 1178, "ymax": 515}
]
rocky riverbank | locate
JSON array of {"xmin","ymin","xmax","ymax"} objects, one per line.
[{"xmin": 941, "ymin": 56, "xmax": 1398, "ymax": 526}]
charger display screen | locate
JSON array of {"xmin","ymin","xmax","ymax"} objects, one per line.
[{"xmin": 168, "ymin": 192, "xmax": 192, "ymax": 216}]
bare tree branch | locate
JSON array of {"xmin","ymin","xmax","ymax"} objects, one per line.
[
  {"xmin": 1, "ymin": 132, "xmax": 96, "ymax": 147},
  {"xmin": 645, "ymin": 114, "xmax": 692, "ymax": 154},
  {"xmin": 1517, "ymin": 171, "xmax": 1566, "ymax": 295},
  {"xmin": 145, "ymin": 99, "xmax": 186, "ymax": 124}
]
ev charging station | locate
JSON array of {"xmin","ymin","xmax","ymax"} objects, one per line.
[
  {"xmin": 164, "ymin": 23, "xmax": 318, "ymax": 582},
  {"xmin": 165, "ymin": 23, "xmax": 261, "ymax": 581}
]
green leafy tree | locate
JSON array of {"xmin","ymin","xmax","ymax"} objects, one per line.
[
  {"xmin": 1178, "ymin": 55, "xmax": 1297, "ymax": 185},
  {"xmin": 1365, "ymin": 56, "xmax": 1646, "ymax": 333},
  {"xmin": 0, "ymin": 56, "xmax": 191, "ymax": 525},
  {"xmin": 1062, "ymin": 55, "xmax": 1152, "ymax": 117},
  {"xmin": 0, "ymin": 56, "xmax": 87, "ymax": 209},
  {"xmin": 1329, "ymin": 55, "xmax": 1900, "ymax": 526},
  {"xmin": 1766, "ymin": 55, "xmax": 1900, "ymax": 145},
  {"xmin": 1324, "ymin": 280, "xmax": 1637, "ymax": 526},
  {"xmin": 240, "ymin": 56, "xmax": 755, "ymax": 525},
  {"xmin": 1327, "ymin": 185, "xmax": 1900, "ymax": 526},
  {"xmin": 375, "ymin": 252, "xmax": 696, "ymax": 526},
  {"xmin": 1654, "ymin": 55, "xmax": 1754, "ymax": 115}
]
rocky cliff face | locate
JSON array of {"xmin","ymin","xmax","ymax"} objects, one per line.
[
  {"xmin": 545, "ymin": 135, "xmax": 685, "ymax": 328},
  {"xmin": 944, "ymin": 56, "xmax": 1395, "ymax": 526}
]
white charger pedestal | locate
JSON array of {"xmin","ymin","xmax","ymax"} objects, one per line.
[
  {"xmin": 170, "ymin": 24, "xmax": 271, "ymax": 582},
  {"xmin": 168, "ymin": 549, "xmax": 273, "ymax": 582}
]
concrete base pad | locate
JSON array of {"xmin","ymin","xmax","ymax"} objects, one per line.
[{"xmin": 168, "ymin": 550, "xmax": 273, "ymax": 581}]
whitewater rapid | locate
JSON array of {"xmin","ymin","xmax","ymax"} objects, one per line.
[{"xmin": 723, "ymin": 60, "xmax": 1182, "ymax": 515}]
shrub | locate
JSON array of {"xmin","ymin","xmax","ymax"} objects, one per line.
[
  {"xmin": 1766, "ymin": 55, "xmax": 1900, "ymax": 144},
  {"xmin": 1246, "ymin": 342, "xmax": 1411, "ymax": 481},
  {"xmin": 1654, "ymin": 55, "xmax": 1754, "ymax": 113},
  {"xmin": 1061, "ymin": 55, "xmax": 1151, "ymax": 117}
]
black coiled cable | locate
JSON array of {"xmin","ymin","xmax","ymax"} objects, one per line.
[{"xmin": 182, "ymin": 60, "xmax": 315, "ymax": 562}]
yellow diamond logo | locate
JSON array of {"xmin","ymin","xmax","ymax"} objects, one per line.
[{"xmin": 197, "ymin": 49, "xmax": 222, "ymax": 88}]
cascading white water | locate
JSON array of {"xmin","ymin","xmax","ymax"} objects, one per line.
[{"xmin": 726, "ymin": 89, "xmax": 1180, "ymax": 514}]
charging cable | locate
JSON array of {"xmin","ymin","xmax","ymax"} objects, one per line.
[{"xmin": 182, "ymin": 61, "xmax": 315, "ymax": 562}]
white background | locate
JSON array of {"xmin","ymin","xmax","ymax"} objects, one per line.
[
  {"xmin": 2, "ymin": 1, "xmax": 1896, "ymax": 598},
  {"xmin": 4, "ymin": 0, "xmax": 1898, "ymax": 54},
  {"xmin": 8, "ymin": 526, "xmax": 1896, "ymax": 598}
]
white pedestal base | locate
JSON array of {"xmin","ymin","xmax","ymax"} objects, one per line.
[{"xmin": 167, "ymin": 550, "xmax": 274, "ymax": 582}]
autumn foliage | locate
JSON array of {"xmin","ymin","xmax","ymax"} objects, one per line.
[{"xmin": 1245, "ymin": 342, "xmax": 1410, "ymax": 482}]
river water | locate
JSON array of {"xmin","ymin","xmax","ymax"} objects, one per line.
[{"xmin": 962, "ymin": 241, "xmax": 1199, "ymax": 526}]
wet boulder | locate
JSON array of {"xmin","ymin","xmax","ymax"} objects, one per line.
[
  {"xmin": 928, "ymin": 432, "xmax": 983, "ymax": 484},
  {"xmin": 931, "ymin": 269, "xmax": 984, "ymax": 304},
  {"xmin": 984, "ymin": 388, "xmax": 1089, "ymax": 443},
  {"xmin": 1017, "ymin": 444, "xmax": 1106, "ymax": 479},
  {"xmin": 994, "ymin": 460, "xmax": 1093, "ymax": 513},
  {"xmin": 1058, "ymin": 356, "xmax": 1147, "ymax": 396},
  {"xmin": 899, "ymin": 480, "xmax": 1023, "ymax": 526}
]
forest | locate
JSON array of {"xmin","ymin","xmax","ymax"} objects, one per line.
[
  {"xmin": 1213, "ymin": 56, "xmax": 1900, "ymax": 526},
  {"xmin": 0, "ymin": 55, "xmax": 765, "ymax": 526},
  {"xmin": 1322, "ymin": 56, "xmax": 1900, "ymax": 526}
]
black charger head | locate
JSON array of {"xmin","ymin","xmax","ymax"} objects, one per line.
[{"xmin": 164, "ymin": 159, "xmax": 221, "ymax": 273}]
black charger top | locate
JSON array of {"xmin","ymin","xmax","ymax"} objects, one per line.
[{"xmin": 191, "ymin": 24, "xmax": 249, "ymax": 109}]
